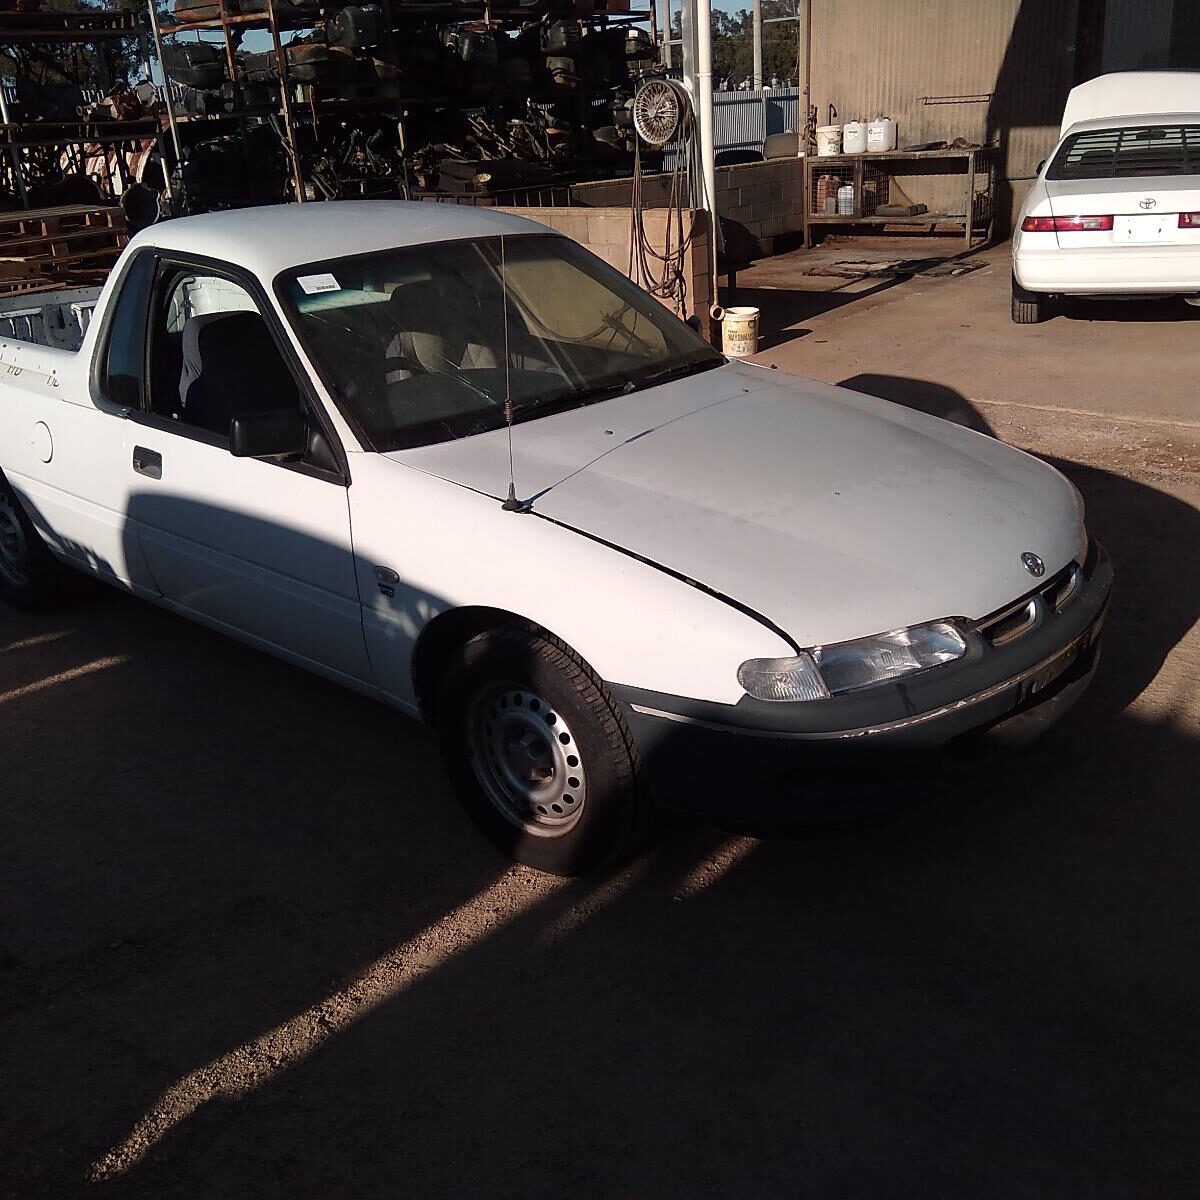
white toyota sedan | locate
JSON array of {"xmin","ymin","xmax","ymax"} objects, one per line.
[
  {"xmin": 0, "ymin": 204, "xmax": 1111, "ymax": 874},
  {"xmin": 1013, "ymin": 71, "xmax": 1200, "ymax": 322}
]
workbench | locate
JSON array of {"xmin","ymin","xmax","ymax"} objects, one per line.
[{"xmin": 801, "ymin": 147, "xmax": 996, "ymax": 249}]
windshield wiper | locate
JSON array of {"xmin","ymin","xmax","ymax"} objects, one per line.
[
  {"xmin": 510, "ymin": 379, "xmax": 633, "ymax": 425},
  {"xmin": 626, "ymin": 355, "xmax": 725, "ymax": 392}
]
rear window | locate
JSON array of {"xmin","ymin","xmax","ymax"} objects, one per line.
[{"xmin": 1047, "ymin": 124, "xmax": 1200, "ymax": 179}]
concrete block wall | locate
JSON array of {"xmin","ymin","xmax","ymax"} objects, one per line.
[
  {"xmin": 496, "ymin": 205, "xmax": 713, "ymax": 339},
  {"xmin": 570, "ymin": 158, "xmax": 806, "ymax": 260}
]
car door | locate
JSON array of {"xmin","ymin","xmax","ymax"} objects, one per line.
[{"xmin": 124, "ymin": 256, "xmax": 373, "ymax": 688}]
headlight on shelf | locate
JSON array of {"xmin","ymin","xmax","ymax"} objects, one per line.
[{"xmin": 738, "ymin": 621, "xmax": 967, "ymax": 702}]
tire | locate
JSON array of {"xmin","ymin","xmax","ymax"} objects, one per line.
[
  {"xmin": 435, "ymin": 625, "xmax": 647, "ymax": 875},
  {"xmin": 1011, "ymin": 274, "xmax": 1047, "ymax": 324},
  {"xmin": 0, "ymin": 473, "xmax": 69, "ymax": 612}
]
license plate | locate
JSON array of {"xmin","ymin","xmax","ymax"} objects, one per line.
[
  {"xmin": 1025, "ymin": 628, "xmax": 1094, "ymax": 697},
  {"xmin": 1114, "ymin": 214, "xmax": 1172, "ymax": 243}
]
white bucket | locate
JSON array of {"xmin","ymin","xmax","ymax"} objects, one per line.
[
  {"xmin": 815, "ymin": 125, "xmax": 842, "ymax": 157},
  {"xmin": 843, "ymin": 120, "xmax": 868, "ymax": 154},
  {"xmin": 721, "ymin": 306, "xmax": 760, "ymax": 358}
]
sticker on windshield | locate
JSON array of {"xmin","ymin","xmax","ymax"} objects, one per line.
[{"xmin": 297, "ymin": 272, "xmax": 341, "ymax": 295}]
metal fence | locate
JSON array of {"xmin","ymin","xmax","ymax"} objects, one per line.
[{"xmin": 712, "ymin": 86, "xmax": 801, "ymax": 156}]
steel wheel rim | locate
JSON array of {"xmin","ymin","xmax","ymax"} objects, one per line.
[
  {"xmin": 0, "ymin": 494, "xmax": 30, "ymax": 588},
  {"xmin": 468, "ymin": 682, "xmax": 587, "ymax": 837}
]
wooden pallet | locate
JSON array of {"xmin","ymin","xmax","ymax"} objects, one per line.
[{"xmin": 0, "ymin": 205, "xmax": 127, "ymax": 298}]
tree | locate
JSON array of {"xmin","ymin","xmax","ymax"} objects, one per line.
[{"xmin": 670, "ymin": 2, "xmax": 801, "ymax": 88}]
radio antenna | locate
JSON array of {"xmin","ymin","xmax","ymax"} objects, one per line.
[{"xmin": 500, "ymin": 234, "xmax": 531, "ymax": 513}]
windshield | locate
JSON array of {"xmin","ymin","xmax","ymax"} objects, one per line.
[
  {"xmin": 277, "ymin": 233, "xmax": 722, "ymax": 452},
  {"xmin": 1047, "ymin": 124, "xmax": 1200, "ymax": 180}
]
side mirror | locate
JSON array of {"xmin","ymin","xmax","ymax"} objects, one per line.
[
  {"xmin": 230, "ymin": 409, "xmax": 308, "ymax": 459},
  {"xmin": 685, "ymin": 314, "xmax": 703, "ymax": 333},
  {"xmin": 1036, "ymin": 159, "xmax": 1046, "ymax": 175}
]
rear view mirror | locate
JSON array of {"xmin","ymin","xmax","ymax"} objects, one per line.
[
  {"xmin": 230, "ymin": 410, "xmax": 308, "ymax": 459},
  {"xmin": 1036, "ymin": 159, "xmax": 1046, "ymax": 175},
  {"xmin": 685, "ymin": 314, "xmax": 703, "ymax": 333}
]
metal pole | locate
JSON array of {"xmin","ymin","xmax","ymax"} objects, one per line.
[
  {"xmin": 146, "ymin": 0, "xmax": 184, "ymax": 169},
  {"xmin": 694, "ymin": 0, "xmax": 719, "ymax": 315},
  {"xmin": 266, "ymin": 0, "xmax": 306, "ymax": 202},
  {"xmin": 662, "ymin": 0, "xmax": 673, "ymax": 68},
  {"xmin": 0, "ymin": 84, "xmax": 30, "ymax": 209},
  {"xmin": 752, "ymin": 0, "xmax": 763, "ymax": 89},
  {"xmin": 801, "ymin": 0, "xmax": 812, "ymax": 153}
]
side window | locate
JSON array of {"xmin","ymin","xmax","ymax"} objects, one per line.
[
  {"xmin": 97, "ymin": 250, "xmax": 156, "ymax": 410},
  {"xmin": 147, "ymin": 268, "xmax": 300, "ymax": 439}
]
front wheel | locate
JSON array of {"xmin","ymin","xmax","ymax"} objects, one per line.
[
  {"xmin": 1011, "ymin": 274, "xmax": 1048, "ymax": 324},
  {"xmin": 0, "ymin": 474, "xmax": 69, "ymax": 612},
  {"xmin": 435, "ymin": 626, "xmax": 647, "ymax": 876}
]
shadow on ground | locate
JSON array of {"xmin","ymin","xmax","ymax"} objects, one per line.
[{"xmin": 2, "ymin": 380, "xmax": 1198, "ymax": 1198}]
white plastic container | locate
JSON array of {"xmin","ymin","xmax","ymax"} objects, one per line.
[
  {"xmin": 721, "ymin": 307, "xmax": 760, "ymax": 358},
  {"xmin": 867, "ymin": 117, "xmax": 897, "ymax": 152},
  {"xmin": 816, "ymin": 125, "xmax": 842, "ymax": 157},
  {"xmin": 836, "ymin": 184, "xmax": 855, "ymax": 215},
  {"xmin": 843, "ymin": 120, "xmax": 868, "ymax": 154}
]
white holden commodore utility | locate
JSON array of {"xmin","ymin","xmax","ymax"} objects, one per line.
[
  {"xmin": 0, "ymin": 203, "xmax": 1111, "ymax": 874},
  {"xmin": 1013, "ymin": 70, "xmax": 1200, "ymax": 322}
]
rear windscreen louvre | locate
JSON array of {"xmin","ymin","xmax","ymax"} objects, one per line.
[{"xmin": 1047, "ymin": 125, "xmax": 1200, "ymax": 179}]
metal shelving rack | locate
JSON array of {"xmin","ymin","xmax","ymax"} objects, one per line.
[
  {"xmin": 0, "ymin": 8, "xmax": 157, "ymax": 209},
  {"xmin": 150, "ymin": 0, "xmax": 656, "ymax": 204},
  {"xmin": 802, "ymin": 147, "xmax": 997, "ymax": 250}
]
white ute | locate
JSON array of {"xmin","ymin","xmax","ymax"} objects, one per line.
[
  {"xmin": 1013, "ymin": 70, "xmax": 1200, "ymax": 322},
  {"xmin": 0, "ymin": 203, "xmax": 1112, "ymax": 873}
]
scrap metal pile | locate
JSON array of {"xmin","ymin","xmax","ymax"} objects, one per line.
[{"xmin": 157, "ymin": 0, "xmax": 661, "ymax": 211}]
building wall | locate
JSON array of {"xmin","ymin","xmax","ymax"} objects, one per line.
[{"xmin": 807, "ymin": 0, "xmax": 1081, "ymax": 229}]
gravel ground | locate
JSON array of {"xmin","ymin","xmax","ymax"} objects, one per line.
[{"xmin": 2, "ymin": 254, "xmax": 1198, "ymax": 1198}]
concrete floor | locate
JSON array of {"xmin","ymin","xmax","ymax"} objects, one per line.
[{"xmin": 3, "ymin": 245, "xmax": 1199, "ymax": 1198}]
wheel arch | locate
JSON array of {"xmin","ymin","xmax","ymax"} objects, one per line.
[{"xmin": 412, "ymin": 604, "xmax": 573, "ymax": 722}]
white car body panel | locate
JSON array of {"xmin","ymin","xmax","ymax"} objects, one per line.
[
  {"xmin": 348, "ymin": 452, "xmax": 792, "ymax": 710},
  {"xmin": 397, "ymin": 361, "xmax": 1083, "ymax": 648},
  {"xmin": 0, "ymin": 203, "xmax": 1087, "ymax": 716},
  {"xmin": 1014, "ymin": 73, "xmax": 1200, "ymax": 297},
  {"xmin": 1059, "ymin": 72, "xmax": 1200, "ymax": 134},
  {"xmin": 127, "ymin": 435, "xmax": 372, "ymax": 685}
]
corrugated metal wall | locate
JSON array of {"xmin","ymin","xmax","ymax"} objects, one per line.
[
  {"xmin": 809, "ymin": 0, "xmax": 1080, "ymax": 222},
  {"xmin": 1102, "ymin": 0, "xmax": 1175, "ymax": 69},
  {"xmin": 711, "ymin": 87, "xmax": 802, "ymax": 155}
]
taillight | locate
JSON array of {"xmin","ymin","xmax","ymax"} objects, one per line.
[
  {"xmin": 1021, "ymin": 215, "xmax": 1114, "ymax": 232},
  {"xmin": 1179, "ymin": 212, "xmax": 1200, "ymax": 228}
]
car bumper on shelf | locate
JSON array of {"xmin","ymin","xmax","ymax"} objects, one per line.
[{"xmin": 614, "ymin": 542, "xmax": 1113, "ymax": 830}]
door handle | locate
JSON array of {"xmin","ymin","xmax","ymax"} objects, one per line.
[{"xmin": 132, "ymin": 446, "xmax": 162, "ymax": 479}]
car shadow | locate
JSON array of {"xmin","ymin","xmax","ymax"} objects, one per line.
[
  {"xmin": 2, "ymin": 401, "xmax": 1198, "ymax": 1197},
  {"xmin": 1049, "ymin": 295, "xmax": 1200, "ymax": 323}
]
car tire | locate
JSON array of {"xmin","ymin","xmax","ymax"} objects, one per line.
[
  {"xmin": 1011, "ymin": 275, "xmax": 1047, "ymax": 324},
  {"xmin": 435, "ymin": 624, "xmax": 648, "ymax": 876},
  {"xmin": 0, "ymin": 473, "xmax": 70, "ymax": 612}
]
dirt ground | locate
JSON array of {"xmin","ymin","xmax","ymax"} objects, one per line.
[{"xmin": 3, "ymin": 243, "xmax": 1199, "ymax": 1198}]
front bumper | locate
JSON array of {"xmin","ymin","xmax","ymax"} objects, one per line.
[{"xmin": 615, "ymin": 542, "xmax": 1113, "ymax": 828}]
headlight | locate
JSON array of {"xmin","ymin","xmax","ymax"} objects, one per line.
[{"xmin": 738, "ymin": 621, "xmax": 967, "ymax": 702}]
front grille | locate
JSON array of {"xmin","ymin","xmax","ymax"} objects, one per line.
[{"xmin": 976, "ymin": 561, "xmax": 1082, "ymax": 647}]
